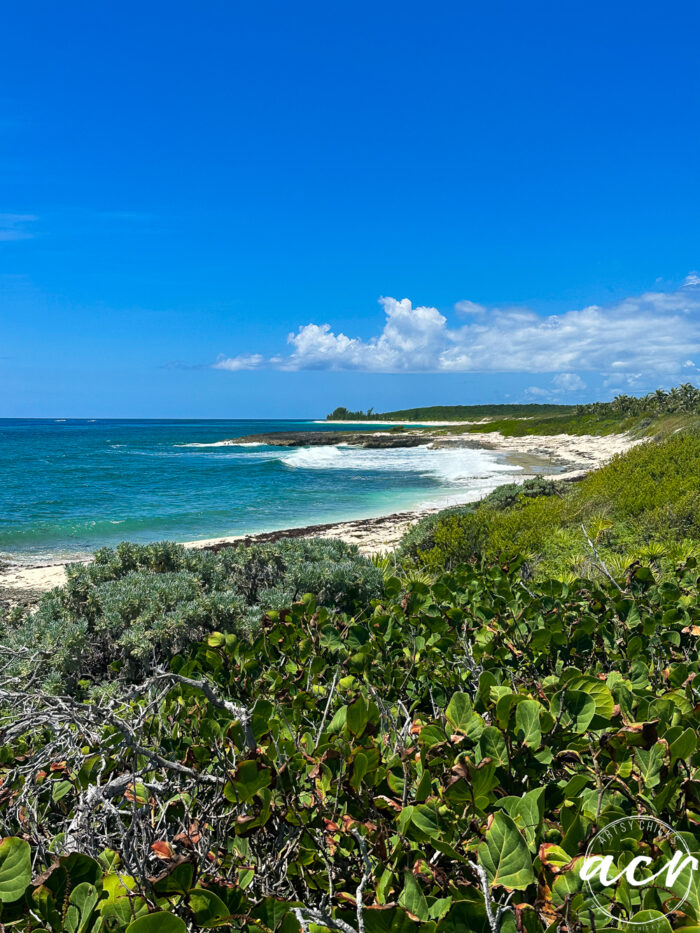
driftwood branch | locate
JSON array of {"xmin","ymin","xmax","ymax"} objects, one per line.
[
  {"xmin": 469, "ymin": 861, "xmax": 513, "ymax": 933},
  {"xmin": 153, "ymin": 670, "xmax": 256, "ymax": 752}
]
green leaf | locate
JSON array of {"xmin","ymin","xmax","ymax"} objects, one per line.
[
  {"xmin": 479, "ymin": 727, "xmax": 509, "ymax": 767},
  {"xmin": 188, "ymin": 888, "xmax": 231, "ymax": 927},
  {"xmin": 418, "ymin": 724, "xmax": 448, "ymax": 748},
  {"xmin": 411, "ymin": 804, "xmax": 441, "ymax": 839},
  {"xmin": 152, "ymin": 863, "xmax": 196, "ymax": 896},
  {"xmin": 635, "ymin": 743, "xmax": 665, "ymax": 789},
  {"xmin": 32, "ymin": 885, "xmax": 63, "ymax": 930},
  {"xmin": 628, "ymin": 911, "xmax": 672, "ymax": 931},
  {"xmin": 670, "ymin": 727, "xmax": 697, "ymax": 764},
  {"xmin": 478, "ymin": 812, "xmax": 535, "ymax": 891},
  {"xmin": 365, "ymin": 905, "xmax": 435, "ymax": 933},
  {"xmin": 398, "ymin": 871, "xmax": 430, "ymax": 921},
  {"xmin": 251, "ymin": 699, "xmax": 275, "ymax": 739},
  {"xmin": 549, "ymin": 689, "xmax": 596, "ymax": 733},
  {"xmin": 538, "ymin": 844, "xmax": 573, "ymax": 871},
  {"xmin": 565, "ymin": 675, "xmax": 615, "ymax": 719},
  {"xmin": 96, "ymin": 849, "xmax": 121, "ymax": 873},
  {"xmin": 437, "ymin": 899, "xmax": 488, "ymax": 933},
  {"xmin": 52, "ymin": 780, "xmax": 73, "ymax": 802},
  {"xmin": 496, "ymin": 788, "xmax": 544, "ymax": 852},
  {"xmin": 227, "ymin": 760, "xmax": 271, "ymax": 803},
  {"xmin": 100, "ymin": 874, "xmax": 149, "ymax": 925},
  {"xmin": 0, "ymin": 837, "xmax": 31, "ymax": 903},
  {"xmin": 446, "ymin": 692, "xmax": 473, "ymax": 732},
  {"xmin": 347, "ymin": 696, "xmax": 370, "ymax": 737},
  {"xmin": 64, "ymin": 883, "xmax": 100, "ymax": 933},
  {"xmin": 515, "ymin": 701, "xmax": 542, "ymax": 748},
  {"xmin": 126, "ymin": 912, "xmax": 187, "ymax": 933},
  {"xmin": 326, "ymin": 705, "xmax": 348, "ymax": 733}
]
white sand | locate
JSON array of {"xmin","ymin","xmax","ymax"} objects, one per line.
[{"xmin": 318, "ymin": 419, "xmax": 493, "ymax": 426}]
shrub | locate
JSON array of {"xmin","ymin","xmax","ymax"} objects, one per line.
[
  {"xmin": 3, "ymin": 537, "xmax": 382, "ymax": 691},
  {"xmin": 2, "ymin": 561, "xmax": 699, "ymax": 932},
  {"xmin": 407, "ymin": 434, "xmax": 700, "ymax": 578},
  {"xmin": 480, "ymin": 474, "xmax": 560, "ymax": 510}
]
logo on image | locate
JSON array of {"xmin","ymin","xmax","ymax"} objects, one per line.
[{"xmin": 580, "ymin": 816, "xmax": 698, "ymax": 928}]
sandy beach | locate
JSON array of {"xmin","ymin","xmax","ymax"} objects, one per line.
[{"xmin": 0, "ymin": 430, "xmax": 640, "ymax": 606}]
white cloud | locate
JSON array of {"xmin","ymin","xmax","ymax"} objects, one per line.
[
  {"xmin": 0, "ymin": 213, "xmax": 37, "ymax": 241},
  {"xmin": 603, "ymin": 372, "xmax": 644, "ymax": 388},
  {"xmin": 523, "ymin": 386, "xmax": 552, "ymax": 399},
  {"xmin": 213, "ymin": 282, "xmax": 700, "ymax": 377},
  {"xmin": 683, "ymin": 271, "xmax": 700, "ymax": 287},
  {"xmin": 454, "ymin": 299, "xmax": 486, "ymax": 316},
  {"xmin": 213, "ymin": 353, "xmax": 265, "ymax": 371},
  {"xmin": 553, "ymin": 372, "xmax": 586, "ymax": 392}
]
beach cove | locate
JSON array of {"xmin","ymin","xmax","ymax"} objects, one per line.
[{"xmin": 0, "ymin": 419, "xmax": 637, "ymax": 604}]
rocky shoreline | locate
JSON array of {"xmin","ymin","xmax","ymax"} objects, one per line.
[{"xmin": 234, "ymin": 430, "xmax": 431, "ymax": 448}]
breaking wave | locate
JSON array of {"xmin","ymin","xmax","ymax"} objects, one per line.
[{"xmin": 279, "ymin": 444, "xmax": 517, "ymax": 488}]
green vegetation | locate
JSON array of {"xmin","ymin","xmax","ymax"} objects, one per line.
[
  {"xmin": 2, "ymin": 558, "xmax": 700, "ymax": 932},
  {"xmin": 2, "ymin": 407, "xmax": 700, "ymax": 932},
  {"xmin": 576, "ymin": 383, "xmax": 700, "ymax": 416},
  {"xmin": 0, "ymin": 538, "xmax": 382, "ymax": 693},
  {"xmin": 402, "ymin": 433, "xmax": 700, "ymax": 579},
  {"xmin": 328, "ymin": 383, "xmax": 700, "ymax": 437},
  {"xmin": 327, "ymin": 403, "xmax": 571, "ymax": 421}
]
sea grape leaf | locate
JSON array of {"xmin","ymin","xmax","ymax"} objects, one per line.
[
  {"xmin": 634, "ymin": 744, "xmax": 665, "ymax": 789},
  {"xmin": 0, "ymin": 837, "xmax": 31, "ymax": 903},
  {"xmin": 515, "ymin": 700, "xmax": 542, "ymax": 747},
  {"xmin": 398, "ymin": 871, "xmax": 430, "ymax": 921},
  {"xmin": 188, "ymin": 888, "xmax": 231, "ymax": 927},
  {"xmin": 445, "ymin": 692, "xmax": 472, "ymax": 732},
  {"xmin": 64, "ymin": 883, "xmax": 100, "ymax": 933},
  {"xmin": 629, "ymin": 911, "xmax": 672, "ymax": 931},
  {"xmin": 228, "ymin": 760, "xmax": 271, "ymax": 803},
  {"xmin": 478, "ymin": 812, "xmax": 535, "ymax": 890},
  {"xmin": 670, "ymin": 728, "xmax": 697, "ymax": 764},
  {"xmin": 347, "ymin": 696, "xmax": 370, "ymax": 737},
  {"xmin": 419, "ymin": 724, "xmax": 449, "ymax": 748},
  {"xmin": 565, "ymin": 675, "xmax": 615, "ymax": 719},
  {"xmin": 31, "ymin": 885, "xmax": 62, "ymax": 930},
  {"xmin": 549, "ymin": 689, "xmax": 596, "ymax": 734},
  {"xmin": 479, "ymin": 727, "xmax": 509, "ymax": 767},
  {"xmin": 496, "ymin": 788, "xmax": 545, "ymax": 852},
  {"xmin": 538, "ymin": 844, "xmax": 573, "ymax": 872},
  {"xmin": 100, "ymin": 874, "xmax": 149, "ymax": 925},
  {"xmin": 152, "ymin": 863, "xmax": 195, "ymax": 895},
  {"xmin": 411, "ymin": 804, "xmax": 441, "ymax": 840},
  {"xmin": 364, "ymin": 905, "xmax": 434, "ymax": 932},
  {"xmin": 126, "ymin": 913, "xmax": 187, "ymax": 933},
  {"xmin": 436, "ymin": 899, "xmax": 488, "ymax": 933}
]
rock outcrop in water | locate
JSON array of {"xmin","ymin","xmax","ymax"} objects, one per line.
[{"xmin": 230, "ymin": 431, "xmax": 433, "ymax": 448}]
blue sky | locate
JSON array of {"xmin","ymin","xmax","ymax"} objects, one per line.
[{"xmin": 1, "ymin": 0, "xmax": 699, "ymax": 417}]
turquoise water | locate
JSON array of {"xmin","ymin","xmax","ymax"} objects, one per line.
[{"xmin": 0, "ymin": 419, "xmax": 522, "ymax": 562}]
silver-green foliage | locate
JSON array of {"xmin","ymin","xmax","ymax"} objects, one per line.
[{"xmin": 2, "ymin": 537, "xmax": 382, "ymax": 691}]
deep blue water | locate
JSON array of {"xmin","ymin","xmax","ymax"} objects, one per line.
[{"xmin": 0, "ymin": 419, "xmax": 522, "ymax": 562}]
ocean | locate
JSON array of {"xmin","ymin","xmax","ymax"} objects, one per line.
[{"xmin": 0, "ymin": 419, "xmax": 524, "ymax": 563}]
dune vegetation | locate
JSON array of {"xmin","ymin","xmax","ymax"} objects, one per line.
[
  {"xmin": 1, "ymin": 395, "xmax": 700, "ymax": 933},
  {"xmin": 400, "ymin": 432, "xmax": 700, "ymax": 581}
]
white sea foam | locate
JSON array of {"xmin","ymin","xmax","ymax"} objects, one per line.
[
  {"xmin": 174, "ymin": 441, "xmax": 266, "ymax": 448},
  {"xmin": 280, "ymin": 444, "xmax": 518, "ymax": 488}
]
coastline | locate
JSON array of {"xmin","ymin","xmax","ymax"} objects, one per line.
[{"xmin": 0, "ymin": 430, "xmax": 640, "ymax": 606}]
